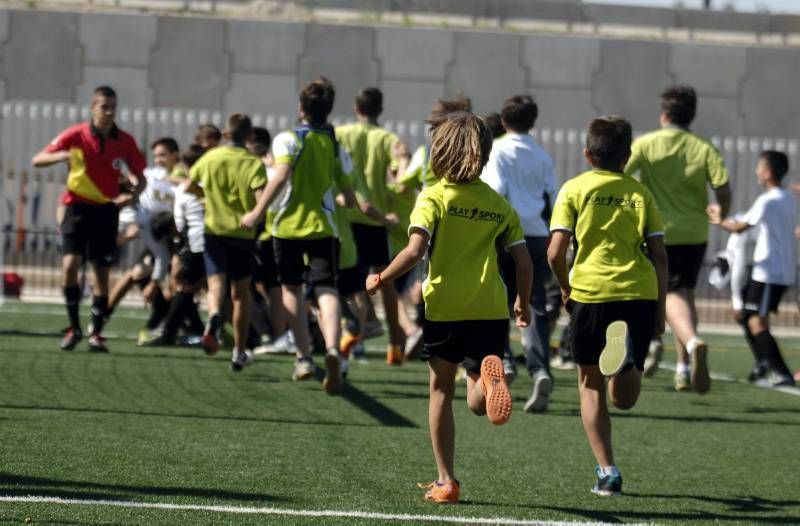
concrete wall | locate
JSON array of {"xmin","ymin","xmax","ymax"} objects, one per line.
[{"xmin": 1, "ymin": 8, "xmax": 799, "ymax": 142}]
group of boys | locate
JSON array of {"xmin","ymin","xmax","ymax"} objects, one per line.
[{"xmin": 34, "ymin": 81, "xmax": 796, "ymax": 500}]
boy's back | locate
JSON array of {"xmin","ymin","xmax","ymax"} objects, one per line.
[
  {"xmin": 625, "ymin": 128, "xmax": 726, "ymax": 245},
  {"xmin": 551, "ymin": 169, "xmax": 663, "ymax": 303},
  {"xmin": 411, "ymin": 179, "xmax": 524, "ymax": 321},
  {"xmin": 745, "ymin": 187, "xmax": 797, "ymax": 286},
  {"xmin": 189, "ymin": 145, "xmax": 266, "ymax": 239}
]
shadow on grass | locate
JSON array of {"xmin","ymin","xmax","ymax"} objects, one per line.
[
  {"xmin": 0, "ymin": 472, "xmax": 286, "ymax": 503},
  {"xmin": 340, "ymin": 383, "xmax": 418, "ymax": 428},
  {"xmin": 626, "ymin": 493, "xmax": 800, "ymax": 514},
  {"xmin": 540, "ymin": 502, "xmax": 800, "ymax": 524}
]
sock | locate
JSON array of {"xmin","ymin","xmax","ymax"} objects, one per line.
[
  {"xmin": 753, "ymin": 331, "xmax": 792, "ymax": 377},
  {"xmin": 327, "ymin": 346, "xmax": 340, "ymax": 356},
  {"xmin": 685, "ymin": 337, "xmax": 699, "ymax": 354},
  {"xmin": 147, "ymin": 288, "xmax": 169, "ymax": 330},
  {"xmin": 90, "ymin": 295, "xmax": 109, "ymax": 335},
  {"xmin": 161, "ymin": 293, "xmax": 187, "ymax": 343},
  {"xmin": 182, "ymin": 295, "xmax": 205, "ymax": 335},
  {"xmin": 64, "ymin": 286, "xmax": 82, "ymax": 331},
  {"xmin": 600, "ymin": 465, "xmax": 621, "ymax": 477},
  {"xmin": 206, "ymin": 312, "xmax": 223, "ymax": 338},
  {"xmin": 676, "ymin": 362, "xmax": 691, "ymax": 376}
]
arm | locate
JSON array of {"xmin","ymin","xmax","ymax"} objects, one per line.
[
  {"xmin": 547, "ymin": 230, "xmax": 572, "ymax": 303},
  {"xmin": 509, "ymin": 243, "xmax": 533, "ymax": 327},
  {"xmin": 715, "ymin": 217, "xmax": 751, "ymax": 234},
  {"xmin": 709, "ymin": 182, "xmax": 732, "ymax": 221},
  {"xmin": 365, "ymin": 229, "xmax": 428, "ymax": 295},
  {"xmin": 646, "ymin": 235, "xmax": 668, "ymax": 336},
  {"xmin": 32, "ymin": 150, "xmax": 71, "ymax": 167},
  {"xmin": 240, "ymin": 163, "xmax": 290, "ymax": 229},
  {"xmin": 359, "ymin": 200, "xmax": 398, "ymax": 227}
]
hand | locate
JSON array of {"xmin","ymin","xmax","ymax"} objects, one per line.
[
  {"xmin": 513, "ymin": 296, "xmax": 531, "ymax": 328},
  {"xmin": 792, "ymin": 182, "xmax": 800, "ymax": 196},
  {"xmin": 335, "ymin": 193, "xmax": 346, "ymax": 207},
  {"xmin": 384, "ymin": 213, "xmax": 399, "ymax": 228},
  {"xmin": 240, "ymin": 210, "xmax": 258, "ymax": 230},
  {"xmin": 706, "ymin": 203, "xmax": 722, "ymax": 224},
  {"xmin": 365, "ymin": 274, "xmax": 382, "ymax": 296},
  {"xmin": 113, "ymin": 193, "xmax": 134, "ymax": 208}
]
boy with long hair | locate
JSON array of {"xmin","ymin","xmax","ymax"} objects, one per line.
[{"xmin": 366, "ymin": 112, "xmax": 532, "ymax": 503}]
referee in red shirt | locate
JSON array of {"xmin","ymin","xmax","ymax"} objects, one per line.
[{"xmin": 32, "ymin": 86, "xmax": 147, "ymax": 352}]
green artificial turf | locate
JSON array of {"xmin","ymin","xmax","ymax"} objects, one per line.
[{"xmin": 0, "ymin": 300, "xmax": 798, "ymax": 525}]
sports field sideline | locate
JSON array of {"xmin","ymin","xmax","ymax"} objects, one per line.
[{"xmin": 0, "ymin": 301, "xmax": 798, "ymax": 525}]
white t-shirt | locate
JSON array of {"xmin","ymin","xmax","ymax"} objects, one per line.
[
  {"xmin": 138, "ymin": 166, "xmax": 176, "ymax": 218},
  {"xmin": 480, "ymin": 132, "xmax": 557, "ymax": 237},
  {"xmin": 724, "ymin": 213, "xmax": 757, "ymax": 310},
  {"xmin": 173, "ymin": 186, "xmax": 205, "ymax": 254},
  {"xmin": 743, "ymin": 187, "xmax": 797, "ymax": 286}
]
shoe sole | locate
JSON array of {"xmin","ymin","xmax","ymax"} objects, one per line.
[
  {"xmin": 591, "ymin": 488, "xmax": 622, "ymax": 497},
  {"xmin": 691, "ymin": 342, "xmax": 711, "ymax": 394},
  {"xmin": 292, "ymin": 366, "xmax": 315, "ymax": 382},
  {"xmin": 481, "ymin": 355, "xmax": 512, "ymax": 425},
  {"xmin": 524, "ymin": 375, "xmax": 553, "ymax": 413},
  {"xmin": 643, "ymin": 343, "xmax": 664, "ymax": 378},
  {"xmin": 323, "ymin": 353, "xmax": 342, "ymax": 395},
  {"xmin": 599, "ymin": 321, "xmax": 629, "ymax": 377},
  {"xmin": 201, "ymin": 334, "xmax": 219, "ymax": 356}
]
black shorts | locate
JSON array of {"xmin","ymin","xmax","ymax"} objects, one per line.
[
  {"xmin": 61, "ymin": 203, "xmax": 119, "ymax": 266},
  {"xmin": 338, "ymin": 265, "xmax": 365, "ymax": 297},
  {"xmin": 180, "ymin": 251, "xmax": 206, "ymax": 286},
  {"xmin": 421, "ymin": 318, "xmax": 508, "ymax": 375},
  {"xmin": 352, "ymin": 223, "xmax": 390, "ymax": 268},
  {"xmin": 666, "ymin": 243, "xmax": 706, "ymax": 292},
  {"xmin": 743, "ymin": 280, "xmax": 788, "ymax": 317},
  {"xmin": 567, "ymin": 300, "xmax": 657, "ymax": 371},
  {"xmin": 273, "ymin": 236, "xmax": 337, "ymax": 288},
  {"xmin": 253, "ymin": 239, "xmax": 280, "ymax": 289},
  {"xmin": 203, "ymin": 234, "xmax": 254, "ymax": 282}
]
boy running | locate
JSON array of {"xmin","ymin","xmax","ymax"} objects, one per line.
[
  {"xmin": 548, "ymin": 116, "xmax": 667, "ymax": 496},
  {"xmin": 188, "ymin": 113, "xmax": 267, "ymax": 371},
  {"xmin": 711, "ymin": 151, "xmax": 796, "ymax": 387},
  {"xmin": 366, "ymin": 112, "xmax": 532, "ymax": 503}
]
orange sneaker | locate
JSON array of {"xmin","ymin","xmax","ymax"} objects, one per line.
[
  {"xmin": 480, "ymin": 355, "xmax": 512, "ymax": 425},
  {"xmin": 386, "ymin": 345, "xmax": 403, "ymax": 366},
  {"xmin": 417, "ymin": 480, "xmax": 460, "ymax": 503},
  {"xmin": 340, "ymin": 331, "xmax": 360, "ymax": 360}
]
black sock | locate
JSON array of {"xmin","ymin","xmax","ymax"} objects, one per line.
[
  {"xmin": 183, "ymin": 295, "xmax": 205, "ymax": 335},
  {"xmin": 147, "ymin": 288, "xmax": 169, "ymax": 330},
  {"xmin": 753, "ymin": 331, "xmax": 792, "ymax": 377},
  {"xmin": 90, "ymin": 295, "xmax": 109, "ymax": 335},
  {"xmin": 415, "ymin": 302, "xmax": 425, "ymax": 326},
  {"xmin": 206, "ymin": 312, "xmax": 223, "ymax": 338},
  {"xmin": 64, "ymin": 286, "xmax": 82, "ymax": 331},
  {"xmin": 161, "ymin": 293, "xmax": 187, "ymax": 343}
]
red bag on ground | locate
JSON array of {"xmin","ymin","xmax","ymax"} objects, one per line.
[{"xmin": 3, "ymin": 272, "xmax": 24, "ymax": 297}]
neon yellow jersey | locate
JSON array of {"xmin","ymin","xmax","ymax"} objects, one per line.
[
  {"xmin": 335, "ymin": 122, "xmax": 398, "ymax": 226},
  {"xmin": 333, "ymin": 167, "xmax": 359, "ymax": 270},
  {"xmin": 410, "ymin": 179, "xmax": 525, "ymax": 321},
  {"xmin": 271, "ymin": 127, "xmax": 353, "ymax": 240},
  {"xmin": 189, "ymin": 145, "xmax": 267, "ymax": 240},
  {"xmin": 550, "ymin": 170, "xmax": 664, "ymax": 303},
  {"xmin": 387, "ymin": 181, "xmax": 416, "ymax": 257},
  {"xmin": 258, "ymin": 166, "xmax": 277, "ymax": 242},
  {"xmin": 399, "ymin": 145, "xmax": 439, "ymax": 190},
  {"xmin": 624, "ymin": 127, "xmax": 728, "ymax": 245}
]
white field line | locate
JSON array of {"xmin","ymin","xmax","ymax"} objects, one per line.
[
  {"xmin": 0, "ymin": 495, "xmax": 643, "ymax": 526},
  {"xmin": 660, "ymin": 362, "xmax": 800, "ymax": 397}
]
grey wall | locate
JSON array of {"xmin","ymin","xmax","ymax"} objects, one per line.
[{"xmin": 1, "ymin": 8, "xmax": 799, "ymax": 141}]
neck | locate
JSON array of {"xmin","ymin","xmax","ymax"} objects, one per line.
[
  {"xmin": 765, "ymin": 181, "xmax": 780, "ymax": 190},
  {"xmin": 357, "ymin": 115, "xmax": 378, "ymax": 125},
  {"xmin": 93, "ymin": 121, "xmax": 113, "ymax": 136}
]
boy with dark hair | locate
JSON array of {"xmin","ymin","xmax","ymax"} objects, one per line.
[
  {"xmin": 336, "ymin": 87, "xmax": 410, "ymax": 365},
  {"xmin": 367, "ymin": 112, "xmax": 532, "ymax": 503},
  {"xmin": 32, "ymin": 85, "xmax": 146, "ymax": 353},
  {"xmin": 481, "ymin": 94, "xmax": 557, "ymax": 412},
  {"xmin": 549, "ymin": 116, "xmax": 667, "ymax": 496},
  {"xmin": 482, "ymin": 112, "xmax": 506, "ymax": 140},
  {"xmin": 625, "ymin": 84, "xmax": 731, "ymax": 393},
  {"xmin": 195, "ymin": 124, "xmax": 222, "ymax": 151},
  {"xmin": 241, "ymin": 77, "xmax": 357, "ymax": 394},
  {"xmin": 188, "ymin": 113, "xmax": 267, "ymax": 371},
  {"xmin": 711, "ymin": 151, "xmax": 796, "ymax": 387}
]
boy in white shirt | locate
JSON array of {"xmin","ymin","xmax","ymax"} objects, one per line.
[{"xmin": 712, "ymin": 151, "xmax": 796, "ymax": 387}]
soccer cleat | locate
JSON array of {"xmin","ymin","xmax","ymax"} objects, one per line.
[
  {"xmin": 386, "ymin": 345, "xmax": 404, "ymax": 366},
  {"xmin": 755, "ymin": 370, "xmax": 796, "ymax": 388},
  {"xmin": 59, "ymin": 328, "xmax": 82, "ymax": 351},
  {"xmin": 674, "ymin": 371, "xmax": 692, "ymax": 392},
  {"xmin": 418, "ymin": 480, "xmax": 460, "ymax": 504},
  {"xmin": 339, "ymin": 331, "xmax": 360, "ymax": 359},
  {"xmin": 591, "ymin": 466, "xmax": 622, "ymax": 497},
  {"xmin": 137, "ymin": 328, "xmax": 164, "ymax": 347},
  {"xmin": 689, "ymin": 340, "xmax": 711, "ymax": 394},
  {"xmin": 362, "ymin": 319, "xmax": 385, "ymax": 340},
  {"xmin": 255, "ymin": 330, "xmax": 296, "ymax": 354},
  {"xmin": 524, "ymin": 370, "xmax": 553, "ymax": 413},
  {"xmin": 201, "ymin": 333, "xmax": 219, "ymax": 356},
  {"xmin": 599, "ymin": 321, "xmax": 631, "ymax": 376},
  {"xmin": 87, "ymin": 333, "xmax": 109, "ymax": 353},
  {"xmin": 323, "ymin": 350, "xmax": 342, "ymax": 394},
  {"xmin": 230, "ymin": 350, "xmax": 254, "ymax": 372},
  {"xmin": 404, "ymin": 327, "xmax": 424, "ymax": 361},
  {"xmin": 643, "ymin": 337, "xmax": 664, "ymax": 378},
  {"xmin": 480, "ymin": 355, "xmax": 512, "ymax": 425},
  {"xmin": 292, "ymin": 357, "xmax": 316, "ymax": 381}
]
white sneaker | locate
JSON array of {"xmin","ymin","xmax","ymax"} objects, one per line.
[
  {"xmin": 404, "ymin": 327, "xmax": 424, "ymax": 360},
  {"xmin": 292, "ymin": 358, "xmax": 316, "ymax": 381},
  {"xmin": 524, "ymin": 370, "xmax": 553, "ymax": 413},
  {"xmin": 230, "ymin": 350, "xmax": 254, "ymax": 372},
  {"xmin": 643, "ymin": 338, "xmax": 663, "ymax": 378},
  {"xmin": 253, "ymin": 331, "xmax": 297, "ymax": 355},
  {"xmin": 550, "ymin": 355, "xmax": 577, "ymax": 371},
  {"xmin": 323, "ymin": 350, "xmax": 342, "ymax": 395}
]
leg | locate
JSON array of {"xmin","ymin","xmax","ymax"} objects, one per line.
[
  {"xmin": 666, "ymin": 288, "xmax": 697, "ymax": 361},
  {"xmin": 283, "ymin": 284, "xmax": 311, "ymax": 358},
  {"xmin": 230, "ymin": 277, "xmax": 251, "ymax": 354},
  {"xmin": 378, "ymin": 272, "xmax": 405, "ymax": 347},
  {"xmin": 427, "ymin": 357, "xmax": 458, "ymax": 483},
  {"xmin": 608, "ymin": 367, "xmax": 641, "ymax": 410},
  {"xmin": 465, "ymin": 372, "xmax": 486, "ymax": 416},
  {"xmin": 578, "ymin": 365, "xmax": 614, "ymax": 468},
  {"xmin": 89, "ymin": 262, "xmax": 112, "ymax": 335},
  {"xmin": 315, "ymin": 287, "xmax": 342, "ymax": 350},
  {"xmin": 748, "ymin": 315, "xmax": 793, "ymax": 378},
  {"xmin": 62, "ymin": 253, "xmax": 83, "ymax": 331}
]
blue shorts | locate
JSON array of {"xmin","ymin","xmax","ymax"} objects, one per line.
[{"xmin": 203, "ymin": 234, "xmax": 254, "ymax": 281}]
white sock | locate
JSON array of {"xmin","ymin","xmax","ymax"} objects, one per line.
[
  {"xmin": 677, "ymin": 362, "xmax": 691, "ymax": 375},
  {"xmin": 686, "ymin": 337, "xmax": 699, "ymax": 354},
  {"xmin": 600, "ymin": 465, "xmax": 621, "ymax": 477},
  {"xmin": 327, "ymin": 347, "xmax": 339, "ymax": 356}
]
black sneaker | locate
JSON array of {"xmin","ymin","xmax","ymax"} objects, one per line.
[
  {"xmin": 60, "ymin": 328, "xmax": 82, "ymax": 351},
  {"xmin": 230, "ymin": 350, "xmax": 254, "ymax": 372},
  {"xmin": 591, "ymin": 466, "xmax": 622, "ymax": 497},
  {"xmin": 87, "ymin": 333, "xmax": 109, "ymax": 353}
]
